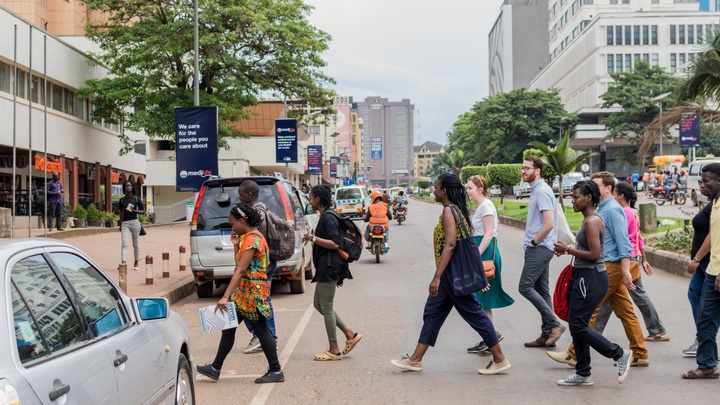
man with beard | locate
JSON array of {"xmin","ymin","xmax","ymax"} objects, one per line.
[{"xmin": 519, "ymin": 156, "xmax": 564, "ymax": 348}]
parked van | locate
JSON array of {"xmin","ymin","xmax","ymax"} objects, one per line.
[
  {"xmin": 334, "ymin": 185, "xmax": 371, "ymax": 219},
  {"xmin": 688, "ymin": 155, "xmax": 720, "ymax": 207}
]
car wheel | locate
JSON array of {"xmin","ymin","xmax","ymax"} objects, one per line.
[
  {"xmin": 196, "ymin": 282, "xmax": 213, "ymax": 298},
  {"xmin": 289, "ymin": 264, "xmax": 306, "ymax": 294},
  {"xmin": 175, "ymin": 353, "xmax": 195, "ymax": 405}
]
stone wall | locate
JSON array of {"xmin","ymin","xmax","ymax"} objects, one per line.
[{"xmin": 0, "ymin": 208, "xmax": 10, "ymax": 238}]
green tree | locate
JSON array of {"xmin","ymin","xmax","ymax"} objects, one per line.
[
  {"xmin": 436, "ymin": 150, "xmax": 465, "ymax": 176},
  {"xmin": 460, "ymin": 166, "xmax": 489, "ymax": 181},
  {"xmin": 696, "ymin": 124, "xmax": 720, "ymax": 157},
  {"xmin": 601, "ymin": 61, "xmax": 681, "ymax": 163},
  {"xmin": 486, "ymin": 164, "xmax": 522, "ymax": 205},
  {"xmin": 529, "ymin": 131, "xmax": 598, "ymax": 209},
  {"xmin": 447, "ymin": 88, "xmax": 577, "ymax": 165},
  {"xmin": 676, "ymin": 29, "xmax": 720, "ymax": 101},
  {"xmin": 81, "ymin": 0, "xmax": 335, "ymax": 153},
  {"xmin": 416, "ymin": 180, "xmax": 430, "ymax": 189}
]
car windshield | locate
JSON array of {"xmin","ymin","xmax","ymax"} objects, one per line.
[
  {"xmin": 196, "ymin": 179, "xmax": 285, "ymax": 231},
  {"xmin": 337, "ymin": 188, "xmax": 362, "ymax": 200}
]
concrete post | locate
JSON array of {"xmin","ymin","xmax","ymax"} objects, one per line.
[
  {"xmin": 639, "ymin": 203, "xmax": 657, "ymax": 233},
  {"xmin": 118, "ymin": 263, "xmax": 127, "ymax": 293},
  {"xmin": 179, "ymin": 246, "xmax": 187, "ymax": 271},
  {"xmin": 145, "ymin": 255, "xmax": 154, "ymax": 285},
  {"xmin": 162, "ymin": 253, "xmax": 170, "ymax": 278}
]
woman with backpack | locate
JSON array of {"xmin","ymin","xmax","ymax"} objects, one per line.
[
  {"xmin": 118, "ymin": 180, "xmax": 144, "ymax": 271},
  {"xmin": 552, "ymin": 180, "xmax": 631, "ymax": 386},
  {"xmin": 302, "ymin": 185, "xmax": 362, "ymax": 361}
]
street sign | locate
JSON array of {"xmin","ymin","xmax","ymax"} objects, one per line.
[
  {"xmin": 679, "ymin": 113, "xmax": 701, "ymax": 147},
  {"xmin": 330, "ymin": 156, "xmax": 339, "ymax": 178},
  {"xmin": 307, "ymin": 145, "xmax": 322, "ymax": 175},
  {"xmin": 175, "ymin": 106, "xmax": 219, "ymax": 192},
  {"xmin": 391, "ymin": 169, "xmax": 409, "ymax": 174},
  {"xmin": 275, "ymin": 119, "xmax": 298, "ymax": 163},
  {"xmin": 581, "ymin": 163, "xmax": 590, "ymax": 172}
]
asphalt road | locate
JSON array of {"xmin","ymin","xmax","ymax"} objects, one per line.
[{"xmin": 173, "ymin": 198, "xmax": 717, "ymax": 404}]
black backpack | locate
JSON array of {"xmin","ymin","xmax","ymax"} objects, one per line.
[{"xmin": 325, "ymin": 210, "xmax": 363, "ymax": 263}]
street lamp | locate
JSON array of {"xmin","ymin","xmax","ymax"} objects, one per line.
[{"xmin": 652, "ymin": 92, "xmax": 673, "ymax": 156}]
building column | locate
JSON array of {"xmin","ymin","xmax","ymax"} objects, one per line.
[
  {"xmin": 105, "ymin": 164, "xmax": 113, "ymax": 212},
  {"xmin": 94, "ymin": 161, "xmax": 101, "ymax": 207},
  {"xmin": 70, "ymin": 157, "xmax": 78, "ymax": 209}
]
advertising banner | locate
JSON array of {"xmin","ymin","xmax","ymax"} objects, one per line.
[
  {"xmin": 307, "ymin": 145, "xmax": 322, "ymax": 175},
  {"xmin": 335, "ymin": 104, "xmax": 351, "ymax": 149},
  {"xmin": 371, "ymin": 137, "xmax": 382, "ymax": 160},
  {"xmin": 275, "ymin": 119, "xmax": 298, "ymax": 163},
  {"xmin": 175, "ymin": 106, "xmax": 219, "ymax": 192},
  {"xmin": 679, "ymin": 113, "xmax": 701, "ymax": 147},
  {"xmin": 330, "ymin": 156, "xmax": 340, "ymax": 178}
]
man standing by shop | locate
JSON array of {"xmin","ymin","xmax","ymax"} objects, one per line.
[
  {"xmin": 548, "ymin": 171, "xmax": 648, "ymax": 367},
  {"xmin": 46, "ymin": 172, "xmax": 63, "ymax": 231},
  {"xmin": 519, "ymin": 156, "xmax": 564, "ymax": 348}
]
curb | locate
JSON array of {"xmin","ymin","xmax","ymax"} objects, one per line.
[
  {"xmin": 155, "ymin": 277, "xmax": 197, "ymax": 305},
  {"xmin": 498, "ymin": 214, "xmax": 690, "ymax": 277}
]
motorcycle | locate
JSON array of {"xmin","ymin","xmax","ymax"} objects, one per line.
[
  {"xmin": 368, "ymin": 224, "xmax": 387, "ymax": 263},
  {"xmin": 650, "ymin": 185, "xmax": 687, "ymax": 205},
  {"xmin": 394, "ymin": 205, "xmax": 407, "ymax": 225}
]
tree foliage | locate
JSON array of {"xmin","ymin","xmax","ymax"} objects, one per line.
[
  {"xmin": 601, "ymin": 61, "xmax": 681, "ymax": 154},
  {"xmin": 696, "ymin": 124, "xmax": 720, "ymax": 157},
  {"xmin": 436, "ymin": 150, "xmax": 465, "ymax": 176},
  {"xmin": 486, "ymin": 164, "xmax": 522, "ymax": 204},
  {"xmin": 447, "ymin": 88, "xmax": 577, "ymax": 165},
  {"xmin": 460, "ymin": 166, "xmax": 489, "ymax": 181},
  {"xmin": 676, "ymin": 28, "xmax": 720, "ymax": 101},
  {"xmin": 81, "ymin": 0, "xmax": 335, "ymax": 153}
]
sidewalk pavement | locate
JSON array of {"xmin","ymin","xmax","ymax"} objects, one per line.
[{"xmin": 3, "ymin": 223, "xmax": 197, "ymax": 305}]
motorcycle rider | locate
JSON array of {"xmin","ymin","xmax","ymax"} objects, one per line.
[
  {"xmin": 392, "ymin": 190, "xmax": 409, "ymax": 215},
  {"xmin": 663, "ymin": 167, "xmax": 680, "ymax": 201},
  {"xmin": 364, "ymin": 191, "xmax": 392, "ymax": 253}
]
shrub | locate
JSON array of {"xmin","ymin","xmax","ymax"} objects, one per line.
[
  {"xmin": 651, "ymin": 226, "xmax": 693, "ymax": 252},
  {"xmin": 86, "ymin": 204, "xmax": 100, "ymax": 220},
  {"xmin": 61, "ymin": 204, "xmax": 71, "ymax": 222},
  {"xmin": 461, "ymin": 166, "xmax": 489, "ymax": 181},
  {"xmin": 416, "ymin": 180, "xmax": 431, "ymax": 189},
  {"xmin": 73, "ymin": 205, "xmax": 87, "ymax": 220},
  {"xmin": 487, "ymin": 164, "xmax": 522, "ymax": 204}
]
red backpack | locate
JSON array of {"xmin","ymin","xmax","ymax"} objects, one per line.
[{"xmin": 553, "ymin": 261, "xmax": 574, "ymax": 322}]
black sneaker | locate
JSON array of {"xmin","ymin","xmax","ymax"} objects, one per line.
[
  {"xmin": 197, "ymin": 364, "xmax": 220, "ymax": 381},
  {"xmin": 479, "ymin": 332, "xmax": 505, "ymax": 354},
  {"xmin": 255, "ymin": 370, "xmax": 285, "ymax": 384},
  {"xmin": 468, "ymin": 331, "xmax": 504, "ymax": 354}
]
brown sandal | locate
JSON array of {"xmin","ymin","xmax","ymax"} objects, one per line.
[
  {"xmin": 645, "ymin": 332, "xmax": 669, "ymax": 342},
  {"xmin": 342, "ymin": 333, "xmax": 362, "ymax": 355},
  {"xmin": 314, "ymin": 350, "xmax": 342, "ymax": 361},
  {"xmin": 682, "ymin": 367, "xmax": 719, "ymax": 379}
]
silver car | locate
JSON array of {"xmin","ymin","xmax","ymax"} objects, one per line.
[{"xmin": 1, "ymin": 238, "xmax": 195, "ymax": 405}]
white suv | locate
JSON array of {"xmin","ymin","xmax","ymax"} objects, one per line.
[{"xmin": 688, "ymin": 155, "xmax": 720, "ymax": 208}]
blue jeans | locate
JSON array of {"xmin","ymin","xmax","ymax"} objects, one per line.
[
  {"xmin": 244, "ymin": 260, "xmax": 277, "ymax": 340},
  {"xmin": 689, "ymin": 261, "xmax": 708, "ymax": 339},
  {"xmin": 569, "ymin": 267, "xmax": 624, "ymax": 377},
  {"xmin": 48, "ymin": 202, "xmax": 62, "ymax": 229},
  {"xmin": 518, "ymin": 246, "xmax": 559, "ymax": 336},
  {"xmin": 696, "ymin": 274, "xmax": 720, "ymax": 370}
]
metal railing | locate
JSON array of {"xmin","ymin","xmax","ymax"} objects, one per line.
[{"xmin": 152, "ymin": 197, "xmax": 194, "ymax": 224}]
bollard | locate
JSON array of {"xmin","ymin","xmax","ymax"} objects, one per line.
[
  {"xmin": 179, "ymin": 246, "xmax": 187, "ymax": 271},
  {"xmin": 145, "ymin": 255, "xmax": 154, "ymax": 285},
  {"xmin": 118, "ymin": 263, "xmax": 128, "ymax": 293},
  {"xmin": 162, "ymin": 253, "xmax": 170, "ymax": 278}
]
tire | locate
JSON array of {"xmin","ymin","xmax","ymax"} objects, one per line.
[
  {"xmin": 375, "ymin": 248, "xmax": 380, "ymax": 263},
  {"xmin": 289, "ymin": 264, "xmax": 306, "ymax": 294},
  {"xmin": 692, "ymin": 190, "xmax": 698, "ymax": 206},
  {"xmin": 175, "ymin": 353, "xmax": 195, "ymax": 405},
  {"xmin": 676, "ymin": 193, "xmax": 687, "ymax": 205},
  {"xmin": 655, "ymin": 197, "xmax": 665, "ymax": 206},
  {"xmin": 196, "ymin": 282, "xmax": 213, "ymax": 298}
]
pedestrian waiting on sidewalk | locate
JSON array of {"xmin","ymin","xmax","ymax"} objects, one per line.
[
  {"xmin": 46, "ymin": 172, "xmax": 64, "ymax": 231},
  {"xmin": 118, "ymin": 180, "xmax": 144, "ymax": 271},
  {"xmin": 197, "ymin": 202, "xmax": 284, "ymax": 384},
  {"xmin": 391, "ymin": 173, "xmax": 511, "ymax": 375},
  {"xmin": 552, "ymin": 180, "xmax": 633, "ymax": 386}
]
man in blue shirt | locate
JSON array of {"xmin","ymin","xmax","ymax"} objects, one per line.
[
  {"xmin": 46, "ymin": 172, "xmax": 64, "ymax": 231},
  {"xmin": 548, "ymin": 171, "xmax": 648, "ymax": 367},
  {"xmin": 631, "ymin": 171, "xmax": 639, "ymax": 191},
  {"xmin": 519, "ymin": 156, "xmax": 565, "ymax": 348}
]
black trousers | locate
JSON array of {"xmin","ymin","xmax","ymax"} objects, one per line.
[{"xmin": 212, "ymin": 311, "xmax": 280, "ymax": 372}]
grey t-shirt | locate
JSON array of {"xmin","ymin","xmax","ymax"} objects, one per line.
[{"xmin": 523, "ymin": 180, "xmax": 558, "ymax": 250}]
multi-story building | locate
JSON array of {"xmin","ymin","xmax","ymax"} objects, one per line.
[
  {"xmin": 489, "ymin": 0, "xmax": 551, "ymax": 96},
  {"xmin": 355, "ymin": 97, "xmax": 414, "ymax": 188},
  {"xmin": 528, "ymin": 0, "xmax": 720, "ymax": 175},
  {"xmin": 413, "ymin": 141, "xmax": 445, "ymax": 178}
]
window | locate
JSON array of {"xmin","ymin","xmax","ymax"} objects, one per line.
[
  {"xmin": 651, "ymin": 53, "xmax": 659, "ymax": 67},
  {"xmin": 634, "ymin": 25, "xmax": 640, "ymax": 45},
  {"xmin": 634, "ymin": 53, "xmax": 641, "ymax": 67},
  {"xmin": 610, "ymin": 0, "xmax": 618, "ymax": 3},
  {"xmin": 616, "ymin": 54, "xmax": 623, "ymax": 72},
  {"xmin": 607, "ymin": 54, "xmax": 614, "ymax": 73},
  {"xmin": 50, "ymin": 252, "xmax": 129, "ymax": 337},
  {"xmin": 616, "ymin": 26, "xmax": 623, "ymax": 45},
  {"xmin": 679, "ymin": 25, "xmax": 685, "ymax": 44},
  {"xmin": 30, "ymin": 76, "xmax": 44, "ymax": 104},
  {"xmin": 625, "ymin": 26, "xmax": 631, "ymax": 45},
  {"xmin": 670, "ymin": 25, "xmax": 676, "ymax": 44},
  {"xmin": 607, "ymin": 26, "xmax": 614, "ymax": 45},
  {"xmin": 697, "ymin": 24, "xmax": 704, "ymax": 43},
  {"xmin": 670, "ymin": 53, "xmax": 677, "ymax": 72},
  {"xmin": 625, "ymin": 54, "xmax": 632, "ymax": 71},
  {"xmin": 680, "ymin": 53, "xmax": 687, "ymax": 71},
  {"xmin": 688, "ymin": 25, "xmax": 694, "ymax": 44},
  {"xmin": 643, "ymin": 25, "xmax": 649, "ymax": 45},
  {"xmin": 583, "ymin": 0, "xmax": 592, "ymax": 3},
  {"xmin": 51, "ymin": 83, "xmax": 63, "ymax": 112},
  {"xmin": 643, "ymin": 53, "xmax": 650, "ymax": 63},
  {"xmin": 12, "ymin": 255, "xmax": 86, "ymax": 362},
  {"xmin": 17, "ymin": 70, "xmax": 27, "ymax": 99},
  {"xmin": 652, "ymin": 25, "xmax": 658, "ymax": 45}
]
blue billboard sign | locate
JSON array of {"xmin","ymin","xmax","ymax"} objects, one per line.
[
  {"xmin": 330, "ymin": 156, "xmax": 340, "ymax": 178},
  {"xmin": 275, "ymin": 119, "xmax": 298, "ymax": 163},
  {"xmin": 679, "ymin": 113, "xmax": 701, "ymax": 147},
  {"xmin": 175, "ymin": 106, "xmax": 219, "ymax": 192},
  {"xmin": 308, "ymin": 145, "xmax": 322, "ymax": 175},
  {"xmin": 371, "ymin": 137, "xmax": 382, "ymax": 160}
]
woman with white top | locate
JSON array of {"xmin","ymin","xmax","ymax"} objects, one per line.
[{"xmin": 466, "ymin": 175, "xmax": 515, "ymax": 354}]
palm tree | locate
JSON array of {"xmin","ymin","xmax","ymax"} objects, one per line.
[
  {"xmin": 529, "ymin": 130, "xmax": 597, "ymax": 209},
  {"xmin": 437, "ymin": 149, "xmax": 466, "ymax": 177}
]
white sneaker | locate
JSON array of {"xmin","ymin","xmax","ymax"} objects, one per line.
[
  {"xmin": 478, "ymin": 358, "xmax": 511, "ymax": 375},
  {"xmin": 558, "ymin": 374, "xmax": 593, "ymax": 386},
  {"xmin": 616, "ymin": 349, "xmax": 633, "ymax": 384},
  {"xmin": 243, "ymin": 335, "xmax": 261, "ymax": 354}
]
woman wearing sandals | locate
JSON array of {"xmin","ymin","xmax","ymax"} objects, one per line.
[
  {"xmin": 553, "ymin": 181, "xmax": 632, "ymax": 386},
  {"xmin": 391, "ymin": 173, "xmax": 511, "ymax": 374},
  {"xmin": 196, "ymin": 202, "xmax": 284, "ymax": 384},
  {"xmin": 302, "ymin": 185, "xmax": 362, "ymax": 361},
  {"xmin": 465, "ymin": 175, "xmax": 514, "ymax": 355}
]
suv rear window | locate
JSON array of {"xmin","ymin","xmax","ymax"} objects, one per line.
[
  {"xmin": 337, "ymin": 188, "xmax": 362, "ymax": 200},
  {"xmin": 196, "ymin": 179, "xmax": 285, "ymax": 231}
]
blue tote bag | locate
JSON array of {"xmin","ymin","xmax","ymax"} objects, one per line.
[{"xmin": 445, "ymin": 207, "xmax": 489, "ymax": 296}]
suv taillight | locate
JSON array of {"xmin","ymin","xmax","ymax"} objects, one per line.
[
  {"xmin": 190, "ymin": 186, "xmax": 206, "ymax": 230},
  {"xmin": 275, "ymin": 182, "xmax": 296, "ymax": 228}
]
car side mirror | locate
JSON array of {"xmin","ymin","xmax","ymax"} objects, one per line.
[
  {"xmin": 305, "ymin": 204, "xmax": 316, "ymax": 215},
  {"xmin": 134, "ymin": 298, "xmax": 169, "ymax": 321}
]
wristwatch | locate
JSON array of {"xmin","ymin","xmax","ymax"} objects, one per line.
[
  {"xmin": 692, "ymin": 257, "xmax": 699, "ymax": 263},
  {"xmin": 311, "ymin": 235, "xmax": 317, "ymax": 243},
  {"xmin": 530, "ymin": 239, "xmax": 538, "ymax": 247}
]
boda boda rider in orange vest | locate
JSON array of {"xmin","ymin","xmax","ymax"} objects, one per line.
[{"xmin": 364, "ymin": 191, "xmax": 392, "ymax": 252}]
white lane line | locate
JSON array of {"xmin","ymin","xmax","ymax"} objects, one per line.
[{"xmin": 250, "ymin": 300, "xmax": 315, "ymax": 405}]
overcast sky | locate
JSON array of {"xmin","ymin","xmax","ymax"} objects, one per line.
[{"xmin": 306, "ymin": 0, "xmax": 506, "ymax": 146}]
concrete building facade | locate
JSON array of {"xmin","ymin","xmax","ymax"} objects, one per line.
[{"xmin": 413, "ymin": 141, "xmax": 445, "ymax": 178}]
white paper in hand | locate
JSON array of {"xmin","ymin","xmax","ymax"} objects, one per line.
[{"xmin": 199, "ymin": 303, "xmax": 239, "ymax": 334}]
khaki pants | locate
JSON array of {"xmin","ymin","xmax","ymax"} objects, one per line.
[{"xmin": 568, "ymin": 261, "xmax": 648, "ymax": 360}]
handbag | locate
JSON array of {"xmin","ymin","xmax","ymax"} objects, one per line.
[
  {"xmin": 139, "ymin": 226, "xmax": 147, "ymax": 236},
  {"xmin": 445, "ymin": 206, "xmax": 489, "ymax": 296},
  {"xmin": 553, "ymin": 258, "xmax": 574, "ymax": 322},
  {"xmin": 556, "ymin": 199, "xmax": 576, "ymax": 245},
  {"xmin": 481, "ymin": 238, "xmax": 496, "ymax": 281}
]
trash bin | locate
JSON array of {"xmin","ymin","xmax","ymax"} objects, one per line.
[{"xmin": 186, "ymin": 201, "xmax": 194, "ymax": 221}]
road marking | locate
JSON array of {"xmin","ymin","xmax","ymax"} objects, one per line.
[{"xmin": 250, "ymin": 300, "xmax": 315, "ymax": 405}]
